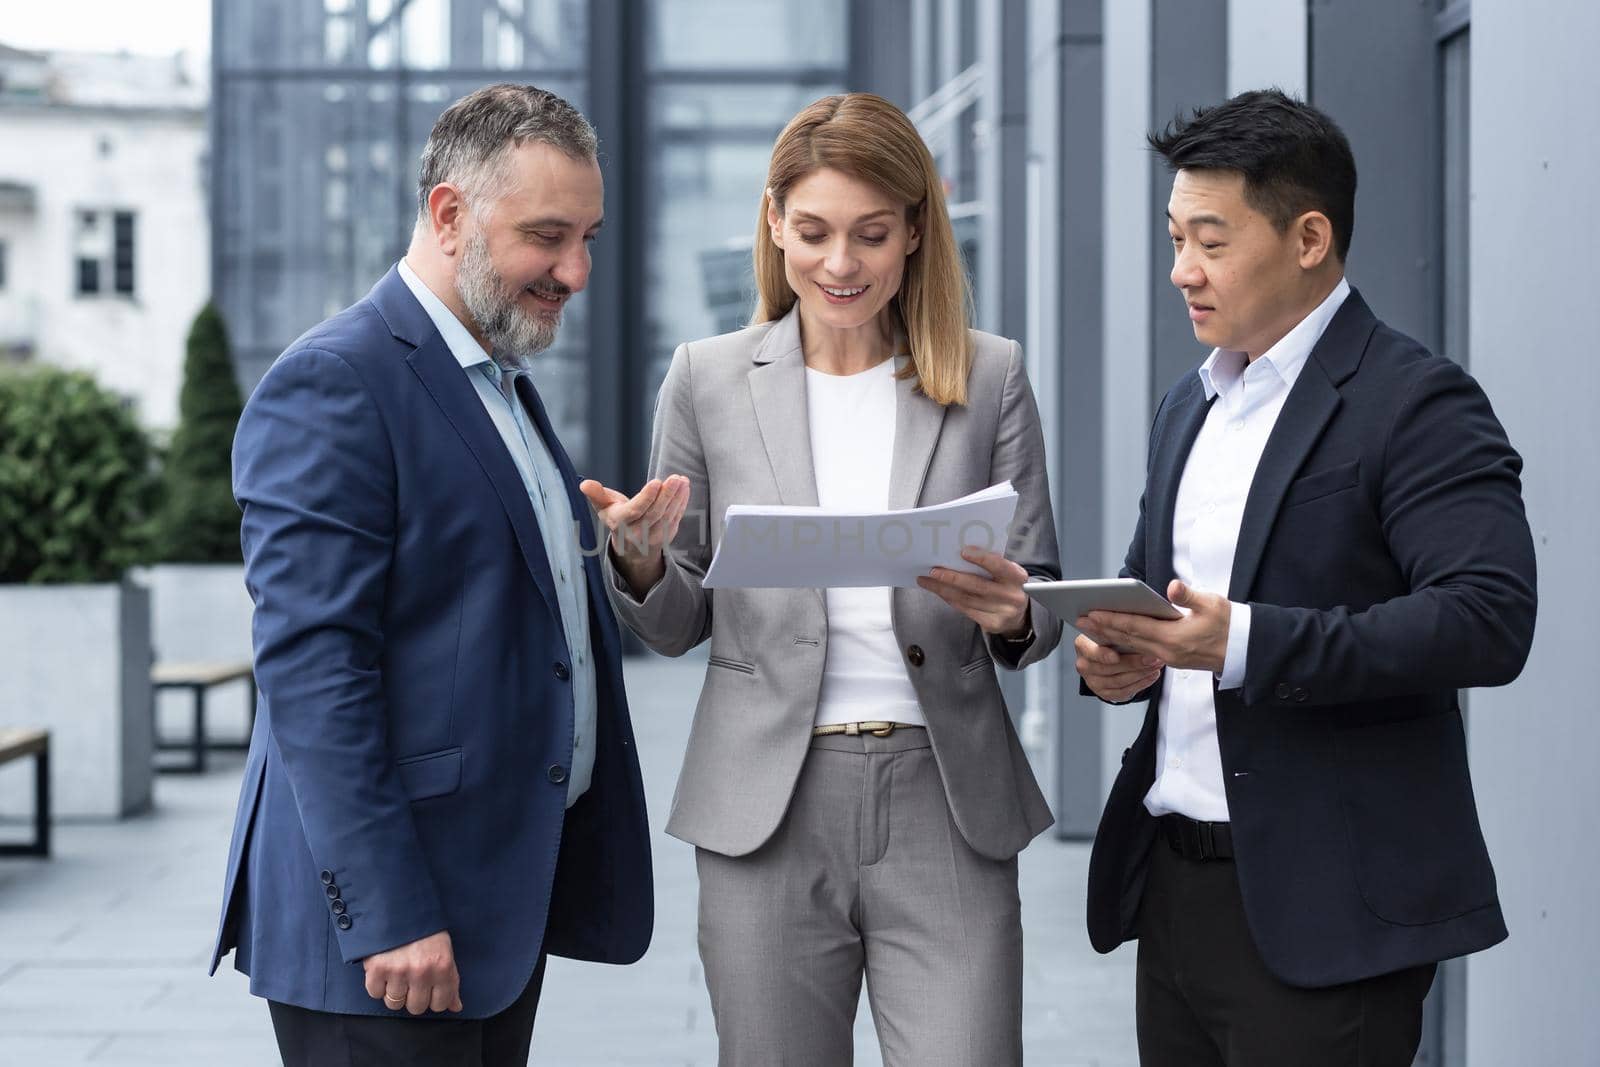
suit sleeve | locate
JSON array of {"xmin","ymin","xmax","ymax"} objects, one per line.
[
  {"xmin": 601, "ymin": 342, "xmax": 714, "ymax": 656},
  {"xmin": 1243, "ymin": 357, "xmax": 1538, "ymax": 706},
  {"xmin": 235, "ymin": 347, "xmax": 446, "ymax": 962},
  {"xmin": 986, "ymin": 340, "xmax": 1066, "ymax": 670}
]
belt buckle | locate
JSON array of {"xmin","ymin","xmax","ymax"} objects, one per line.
[
  {"xmin": 1197, "ymin": 821, "xmax": 1216, "ymax": 860},
  {"xmin": 869, "ymin": 722, "xmax": 896, "ymax": 738}
]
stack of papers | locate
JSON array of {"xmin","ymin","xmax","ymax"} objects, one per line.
[{"xmin": 702, "ymin": 482, "xmax": 1019, "ymax": 589}]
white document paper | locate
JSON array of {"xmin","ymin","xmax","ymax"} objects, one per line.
[{"xmin": 701, "ymin": 482, "xmax": 1019, "ymax": 589}]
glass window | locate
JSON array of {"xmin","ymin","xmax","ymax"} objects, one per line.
[
  {"xmin": 73, "ymin": 208, "xmax": 134, "ymax": 297},
  {"xmin": 637, "ymin": 0, "xmax": 849, "ymax": 453},
  {"xmin": 113, "ymin": 212, "xmax": 136, "ymax": 295},
  {"xmin": 649, "ymin": 0, "xmax": 847, "ymax": 70}
]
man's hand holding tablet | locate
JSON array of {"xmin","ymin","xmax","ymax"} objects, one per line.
[{"xmin": 1024, "ymin": 578, "xmax": 1233, "ymax": 703}]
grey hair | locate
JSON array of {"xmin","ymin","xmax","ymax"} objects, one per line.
[{"xmin": 415, "ymin": 83, "xmax": 598, "ymax": 224}]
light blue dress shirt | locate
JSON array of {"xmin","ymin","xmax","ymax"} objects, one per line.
[{"xmin": 397, "ymin": 259, "xmax": 596, "ymax": 807}]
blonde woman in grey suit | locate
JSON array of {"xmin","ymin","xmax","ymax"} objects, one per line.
[{"xmin": 578, "ymin": 93, "xmax": 1063, "ymax": 1067}]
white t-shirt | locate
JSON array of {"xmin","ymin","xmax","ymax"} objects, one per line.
[{"xmin": 805, "ymin": 357, "xmax": 926, "ymax": 728}]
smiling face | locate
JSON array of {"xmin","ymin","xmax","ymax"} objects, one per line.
[
  {"xmin": 452, "ymin": 140, "xmax": 603, "ymax": 367},
  {"xmin": 1166, "ymin": 167, "xmax": 1336, "ymax": 360},
  {"xmin": 766, "ymin": 166, "xmax": 921, "ymax": 340}
]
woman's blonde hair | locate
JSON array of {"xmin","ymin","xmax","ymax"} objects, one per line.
[{"xmin": 753, "ymin": 93, "xmax": 974, "ymax": 406}]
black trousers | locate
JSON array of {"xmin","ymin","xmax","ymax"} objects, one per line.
[
  {"xmin": 268, "ymin": 954, "xmax": 548, "ymax": 1067},
  {"xmin": 1136, "ymin": 838, "xmax": 1436, "ymax": 1067}
]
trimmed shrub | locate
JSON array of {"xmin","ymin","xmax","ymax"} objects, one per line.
[
  {"xmin": 0, "ymin": 366, "xmax": 160, "ymax": 583},
  {"xmin": 155, "ymin": 302, "xmax": 244, "ymax": 563}
]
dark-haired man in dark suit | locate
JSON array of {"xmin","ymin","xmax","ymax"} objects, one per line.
[{"xmin": 1075, "ymin": 89, "xmax": 1537, "ymax": 1066}]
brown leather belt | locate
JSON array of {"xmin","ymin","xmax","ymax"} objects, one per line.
[{"xmin": 810, "ymin": 721, "xmax": 924, "ymax": 738}]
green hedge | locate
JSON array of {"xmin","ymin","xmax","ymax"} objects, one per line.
[
  {"xmin": 0, "ymin": 366, "xmax": 160, "ymax": 584},
  {"xmin": 154, "ymin": 303, "xmax": 244, "ymax": 562}
]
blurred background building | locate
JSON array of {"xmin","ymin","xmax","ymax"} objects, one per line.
[
  {"xmin": 213, "ymin": 2, "xmax": 1599, "ymax": 1061},
  {"xmin": 0, "ymin": 42, "xmax": 208, "ymax": 429}
]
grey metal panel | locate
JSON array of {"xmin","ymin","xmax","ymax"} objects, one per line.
[
  {"xmin": 1100, "ymin": 0, "xmax": 1156, "ymax": 797},
  {"xmin": 1307, "ymin": 0, "xmax": 1439, "ymax": 350},
  {"xmin": 1462, "ymin": 5, "xmax": 1600, "ymax": 1063},
  {"xmin": 1028, "ymin": 0, "xmax": 1106, "ymax": 838},
  {"xmin": 1148, "ymin": 0, "xmax": 1227, "ymax": 412},
  {"xmin": 977, "ymin": 0, "xmax": 1028, "ymax": 340},
  {"xmin": 850, "ymin": 0, "xmax": 913, "ymax": 108},
  {"xmin": 584, "ymin": 0, "xmax": 636, "ymax": 492},
  {"xmin": 974, "ymin": 0, "xmax": 1030, "ymax": 723}
]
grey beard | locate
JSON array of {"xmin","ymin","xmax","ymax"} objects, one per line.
[{"xmin": 455, "ymin": 230, "xmax": 560, "ymax": 371}]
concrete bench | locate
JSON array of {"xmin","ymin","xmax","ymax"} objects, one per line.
[
  {"xmin": 152, "ymin": 661, "xmax": 256, "ymax": 774},
  {"xmin": 0, "ymin": 728, "xmax": 50, "ymax": 857}
]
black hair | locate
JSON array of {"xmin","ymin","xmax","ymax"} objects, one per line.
[{"xmin": 1149, "ymin": 88, "xmax": 1357, "ymax": 261}]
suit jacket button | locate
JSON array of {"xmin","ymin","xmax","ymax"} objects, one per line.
[
  {"xmin": 1274, "ymin": 683, "xmax": 1292, "ymax": 700},
  {"xmin": 326, "ymin": 884, "xmax": 340, "ymax": 899},
  {"xmin": 1294, "ymin": 688, "xmax": 1309, "ymax": 702},
  {"xmin": 336, "ymin": 914, "xmax": 353, "ymax": 931},
  {"xmin": 906, "ymin": 644, "xmax": 925, "ymax": 668},
  {"xmin": 548, "ymin": 764, "xmax": 568, "ymax": 784},
  {"xmin": 331, "ymin": 898, "xmax": 346, "ymax": 915},
  {"xmin": 554, "ymin": 661, "xmax": 571, "ymax": 681},
  {"xmin": 320, "ymin": 869, "xmax": 334, "ymax": 886}
]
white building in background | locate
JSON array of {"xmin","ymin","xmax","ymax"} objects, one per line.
[{"xmin": 0, "ymin": 41, "xmax": 208, "ymax": 431}]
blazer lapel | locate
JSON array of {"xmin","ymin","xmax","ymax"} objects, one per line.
[
  {"xmin": 1147, "ymin": 375, "xmax": 1211, "ymax": 589},
  {"xmin": 1227, "ymin": 290, "xmax": 1376, "ymax": 600},
  {"xmin": 887, "ymin": 364, "xmax": 948, "ymax": 511},
  {"xmin": 746, "ymin": 309, "xmax": 820, "ymax": 507},
  {"xmin": 405, "ymin": 338, "xmax": 560, "ymax": 620}
]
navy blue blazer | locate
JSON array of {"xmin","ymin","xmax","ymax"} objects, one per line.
[
  {"xmin": 209, "ymin": 267, "xmax": 652, "ymax": 1017},
  {"xmin": 1087, "ymin": 289, "xmax": 1537, "ymax": 987}
]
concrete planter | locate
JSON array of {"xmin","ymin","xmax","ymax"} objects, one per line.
[
  {"xmin": 0, "ymin": 578, "xmax": 153, "ymax": 818},
  {"xmin": 136, "ymin": 563, "xmax": 254, "ymax": 750}
]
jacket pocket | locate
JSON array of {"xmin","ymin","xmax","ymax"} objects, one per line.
[
  {"xmin": 1334, "ymin": 714, "xmax": 1497, "ymax": 925},
  {"xmin": 707, "ymin": 655, "xmax": 756, "ymax": 675},
  {"xmin": 960, "ymin": 655, "xmax": 993, "ymax": 676},
  {"xmin": 1282, "ymin": 459, "xmax": 1360, "ymax": 508},
  {"xmin": 396, "ymin": 747, "xmax": 463, "ymax": 801}
]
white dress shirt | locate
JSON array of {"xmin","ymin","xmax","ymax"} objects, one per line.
[
  {"xmin": 1144, "ymin": 278, "xmax": 1350, "ymax": 822},
  {"xmin": 397, "ymin": 259, "xmax": 597, "ymax": 808},
  {"xmin": 805, "ymin": 357, "xmax": 926, "ymax": 728}
]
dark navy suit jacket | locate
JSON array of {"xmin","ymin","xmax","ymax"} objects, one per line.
[
  {"xmin": 1087, "ymin": 289, "xmax": 1537, "ymax": 987},
  {"xmin": 209, "ymin": 266, "xmax": 652, "ymax": 1017}
]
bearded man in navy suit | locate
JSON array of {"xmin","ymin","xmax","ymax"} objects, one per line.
[{"xmin": 210, "ymin": 84, "xmax": 652, "ymax": 1066}]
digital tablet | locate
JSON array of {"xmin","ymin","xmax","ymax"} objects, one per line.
[{"xmin": 1023, "ymin": 578, "xmax": 1183, "ymax": 633}]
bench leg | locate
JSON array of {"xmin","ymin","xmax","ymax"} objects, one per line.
[
  {"xmin": 156, "ymin": 683, "xmax": 208, "ymax": 774},
  {"xmin": 0, "ymin": 746, "xmax": 49, "ymax": 858},
  {"xmin": 34, "ymin": 747, "xmax": 49, "ymax": 856},
  {"xmin": 192, "ymin": 685, "xmax": 208, "ymax": 774}
]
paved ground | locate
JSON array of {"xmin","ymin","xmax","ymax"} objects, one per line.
[{"xmin": 0, "ymin": 652, "xmax": 1138, "ymax": 1065}]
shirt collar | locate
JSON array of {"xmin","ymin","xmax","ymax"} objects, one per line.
[
  {"xmin": 1197, "ymin": 276, "xmax": 1351, "ymax": 401},
  {"xmin": 396, "ymin": 258, "xmax": 493, "ymax": 372}
]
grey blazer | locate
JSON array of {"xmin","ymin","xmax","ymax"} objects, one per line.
[{"xmin": 603, "ymin": 306, "xmax": 1063, "ymax": 861}]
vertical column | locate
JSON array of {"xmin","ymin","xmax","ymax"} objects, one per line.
[
  {"xmin": 584, "ymin": 0, "xmax": 642, "ymax": 493},
  {"xmin": 1307, "ymin": 0, "xmax": 1440, "ymax": 349},
  {"xmin": 1060, "ymin": 0, "xmax": 1108, "ymax": 836},
  {"xmin": 850, "ymin": 0, "xmax": 914, "ymax": 108},
  {"xmin": 1147, "ymin": 0, "xmax": 1227, "ymax": 412},
  {"xmin": 1098, "ymin": 0, "xmax": 1154, "ymax": 791}
]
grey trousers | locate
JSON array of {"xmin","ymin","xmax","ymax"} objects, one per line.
[{"xmin": 695, "ymin": 729, "xmax": 1024, "ymax": 1067}]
